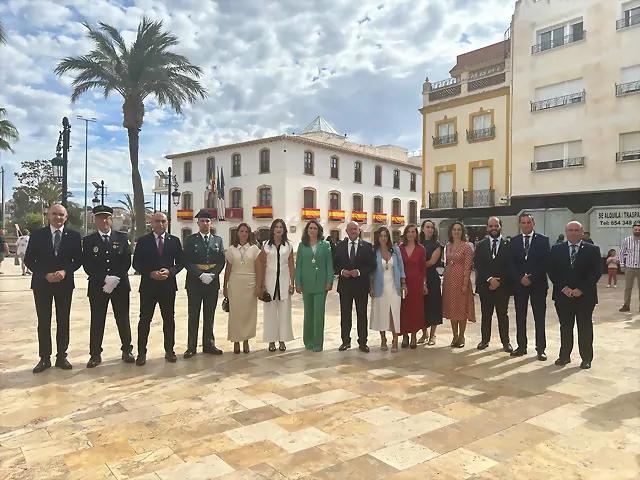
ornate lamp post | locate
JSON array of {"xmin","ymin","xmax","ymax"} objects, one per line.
[
  {"xmin": 91, "ymin": 180, "xmax": 107, "ymax": 205},
  {"xmin": 157, "ymin": 167, "xmax": 180, "ymax": 234},
  {"xmin": 51, "ymin": 117, "xmax": 71, "ymax": 207}
]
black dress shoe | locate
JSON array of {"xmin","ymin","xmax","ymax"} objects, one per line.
[
  {"xmin": 619, "ymin": 305, "xmax": 630, "ymax": 312},
  {"xmin": 359, "ymin": 345, "xmax": 370, "ymax": 353},
  {"xmin": 183, "ymin": 349, "xmax": 196, "ymax": 359},
  {"xmin": 203, "ymin": 346, "xmax": 223, "ymax": 355},
  {"xmin": 477, "ymin": 342, "xmax": 489, "ymax": 350},
  {"xmin": 510, "ymin": 347, "xmax": 526, "ymax": 357},
  {"xmin": 165, "ymin": 351, "xmax": 177, "ymax": 363},
  {"xmin": 122, "ymin": 351, "xmax": 135, "ymax": 364},
  {"xmin": 55, "ymin": 357, "xmax": 73, "ymax": 370},
  {"xmin": 32, "ymin": 358, "xmax": 51, "ymax": 374},
  {"xmin": 136, "ymin": 354, "xmax": 146, "ymax": 366},
  {"xmin": 502, "ymin": 343, "xmax": 513, "ymax": 353},
  {"xmin": 555, "ymin": 357, "xmax": 571, "ymax": 366},
  {"xmin": 580, "ymin": 361, "xmax": 591, "ymax": 369},
  {"xmin": 537, "ymin": 352, "xmax": 547, "ymax": 361},
  {"xmin": 86, "ymin": 356, "xmax": 102, "ymax": 368},
  {"xmin": 339, "ymin": 343, "xmax": 351, "ymax": 351}
]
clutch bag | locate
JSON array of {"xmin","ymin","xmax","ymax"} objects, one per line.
[
  {"xmin": 221, "ymin": 296, "xmax": 230, "ymax": 312},
  {"xmin": 259, "ymin": 292, "xmax": 272, "ymax": 303}
]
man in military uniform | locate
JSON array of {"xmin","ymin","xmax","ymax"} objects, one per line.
[
  {"xmin": 183, "ymin": 210, "xmax": 225, "ymax": 358},
  {"xmin": 82, "ymin": 205, "xmax": 135, "ymax": 368}
]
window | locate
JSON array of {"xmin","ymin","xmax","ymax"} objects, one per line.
[
  {"xmin": 354, "ymin": 161, "xmax": 362, "ymax": 183},
  {"xmin": 352, "ymin": 193, "xmax": 363, "ymax": 212},
  {"xmin": 329, "ymin": 191, "xmax": 341, "ymax": 210},
  {"xmin": 183, "ymin": 161, "xmax": 192, "ymax": 182},
  {"xmin": 410, "ymin": 173, "xmax": 417, "ymax": 192},
  {"xmin": 393, "ymin": 169, "xmax": 400, "ymax": 189},
  {"xmin": 230, "ymin": 188, "xmax": 242, "ymax": 208},
  {"xmin": 532, "ymin": 140, "xmax": 584, "ymax": 171},
  {"xmin": 182, "ymin": 192, "xmax": 193, "ymax": 210},
  {"xmin": 231, "ymin": 153, "xmax": 241, "ymax": 177},
  {"xmin": 438, "ymin": 121, "xmax": 455, "ymax": 138},
  {"xmin": 617, "ymin": 65, "xmax": 640, "ymax": 95},
  {"xmin": 304, "ymin": 151, "xmax": 314, "ymax": 175},
  {"xmin": 206, "ymin": 157, "xmax": 215, "ymax": 180},
  {"xmin": 374, "ymin": 165, "xmax": 382, "ymax": 186},
  {"xmin": 534, "ymin": 19, "xmax": 584, "ymax": 53},
  {"xmin": 206, "ymin": 190, "xmax": 216, "ymax": 208},
  {"xmin": 473, "ymin": 114, "xmax": 491, "ymax": 131},
  {"xmin": 408, "ymin": 201, "xmax": 418, "ymax": 225},
  {"xmin": 392, "ymin": 230, "xmax": 401, "ymax": 244},
  {"xmin": 303, "ymin": 188, "xmax": 316, "ymax": 208},
  {"xmin": 181, "ymin": 228, "xmax": 192, "ymax": 244},
  {"xmin": 373, "ymin": 196, "xmax": 383, "ymax": 213},
  {"xmin": 259, "ymin": 149, "xmax": 270, "ymax": 173},
  {"xmin": 330, "ymin": 156, "xmax": 339, "ymax": 179},
  {"xmin": 329, "ymin": 229, "xmax": 341, "ymax": 243},
  {"xmin": 434, "ymin": 119, "xmax": 457, "ymax": 146},
  {"xmin": 258, "ymin": 186, "xmax": 272, "ymax": 206},
  {"xmin": 229, "ymin": 227, "xmax": 237, "ymax": 246},
  {"xmin": 392, "ymin": 198, "xmax": 401, "ymax": 215},
  {"xmin": 532, "ymin": 78, "xmax": 585, "ymax": 111},
  {"xmin": 620, "ymin": 4, "xmax": 640, "ymax": 28},
  {"xmin": 618, "ymin": 131, "xmax": 640, "ymax": 162}
]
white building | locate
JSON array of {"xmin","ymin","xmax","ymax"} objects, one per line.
[{"xmin": 165, "ymin": 117, "xmax": 422, "ymax": 248}]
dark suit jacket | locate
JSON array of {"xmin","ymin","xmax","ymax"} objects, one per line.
[
  {"xmin": 132, "ymin": 232, "xmax": 184, "ymax": 293},
  {"xmin": 548, "ymin": 241, "xmax": 601, "ymax": 305},
  {"xmin": 24, "ymin": 225, "xmax": 82, "ymax": 290},
  {"xmin": 474, "ymin": 236, "xmax": 511, "ymax": 294},
  {"xmin": 333, "ymin": 238, "xmax": 376, "ymax": 293},
  {"xmin": 509, "ymin": 232, "xmax": 550, "ymax": 291},
  {"xmin": 82, "ymin": 230, "xmax": 131, "ymax": 295}
]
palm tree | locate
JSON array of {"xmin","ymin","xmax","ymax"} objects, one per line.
[
  {"xmin": 54, "ymin": 18, "xmax": 207, "ymax": 239},
  {"xmin": 0, "ymin": 21, "xmax": 6, "ymax": 45},
  {"xmin": 118, "ymin": 193, "xmax": 151, "ymax": 238},
  {"xmin": 0, "ymin": 108, "xmax": 19, "ymax": 153}
]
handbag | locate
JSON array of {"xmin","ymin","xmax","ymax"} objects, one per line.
[
  {"xmin": 259, "ymin": 291, "xmax": 272, "ymax": 303},
  {"xmin": 221, "ymin": 296, "xmax": 230, "ymax": 312}
]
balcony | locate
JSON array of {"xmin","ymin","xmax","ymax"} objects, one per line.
[
  {"xmin": 225, "ymin": 208, "xmax": 244, "ymax": 220},
  {"xmin": 351, "ymin": 211, "xmax": 367, "ymax": 224},
  {"xmin": 432, "ymin": 133, "xmax": 458, "ymax": 147},
  {"xmin": 616, "ymin": 150, "xmax": 640, "ymax": 163},
  {"xmin": 372, "ymin": 213, "xmax": 388, "ymax": 224},
  {"xmin": 531, "ymin": 157, "xmax": 585, "ymax": 171},
  {"xmin": 429, "ymin": 191, "xmax": 457, "ymax": 209},
  {"xmin": 531, "ymin": 91, "xmax": 585, "ymax": 112},
  {"xmin": 426, "ymin": 78, "xmax": 462, "ymax": 102},
  {"xmin": 468, "ymin": 65, "xmax": 506, "ymax": 92},
  {"xmin": 616, "ymin": 80, "xmax": 640, "ymax": 96},
  {"xmin": 391, "ymin": 215, "xmax": 405, "ymax": 225},
  {"xmin": 252, "ymin": 206, "xmax": 273, "ymax": 218},
  {"xmin": 616, "ymin": 14, "xmax": 640, "ymax": 30},
  {"xmin": 328, "ymin": 209, "xmax": 345, "ymax": 222},
  {"xmin": 463, "ymin": 189, "xmax": 495, "ymax": 208},
  {"xmin": 301, "ymin": 208, "xmax": 320, "ymax": 220},
  {"xmin": 467, "ymin": 126, "xmax": 496, "ymax": 142},
  {"xmin": 177, "ymin": 209, "xmax": 194, "ymax": 220},
  {"xmin": 531, "ymin": 31, "xmax": 586, "ymax": 54}
]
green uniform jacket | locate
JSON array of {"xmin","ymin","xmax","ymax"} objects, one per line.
[
  {"xmin": 295, "ymin": 240, "xmax": 334, "ymax": 294},
  {"xmin": 183, "ymin": 233, "xmax": 225, "ymax": 287}
]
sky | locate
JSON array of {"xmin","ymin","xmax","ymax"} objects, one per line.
[{"xmin": 0, "ymin": 0, "xmax": 514, "ymax": 208}]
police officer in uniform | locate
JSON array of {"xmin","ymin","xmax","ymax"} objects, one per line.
[
  {"xmin": 183, "ymin": 210, "xmax": 225, "ymax": 358},
  {"xmin": 82, "ymin": 205, "xmax": 134, "ymax": 368}
]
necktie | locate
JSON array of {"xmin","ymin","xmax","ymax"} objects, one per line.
[
  {"xmin": 204, "ymin": 235, "xmax": 209, "ymax": 245},
  {"xmin": 102, "ymin": 234, "xmax": 109, "ymax": 245},
  {"xmin": 492, "ymin": 239, "xmax": 498, "ymax": 257},
  {"xmin": 350, "ymin": 241, "xmax": 356, "ymax": 262},
  {"xmin": 570, "ymin": 244, "xmax": 577, "ymax": 267},
  {"xmin": 53, "ymin": 230, "xmax": 61, "ymax": 256},
  {"xmin": 158, "ymin": 234, "xmax": 164, "ymax": 256},
  {"xmin": 524, "ymin": 235, "xmax": 530, "ymax": 250}
]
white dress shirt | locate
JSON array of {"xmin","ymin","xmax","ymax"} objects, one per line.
[
  {"xmin": 620, "ymin": 236, "xmax": 640, "ymax": 269},
  {"xmin": 343, "ymin": 238, "xmax": 361, "ymax": 277},
  {"xmin": 490, "ymin": 235, "xmax": 503, "ymax": 255},
  {"xmin": 99, "ymin": 230, "xmax": 111, "ymax": 243},
  {"xmin": 155, "ymin": 232, "xmax": 166, "ymax": 249},
  {"xmin": 50, "ymin": 225, "xmax": 64, "ymax": 247}
]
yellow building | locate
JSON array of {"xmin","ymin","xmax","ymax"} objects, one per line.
[{"xmin": 419, "ymin": 37, "xmax": 515, "ymax": 240}]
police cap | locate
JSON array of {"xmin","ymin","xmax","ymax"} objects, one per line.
[
  {"xmin": 195, "ymin": 210, "xmax": 213, "ymax": 219},
  {"xmin": 92, "ymin": 205, "xmax": 113, "ymax": 217}
]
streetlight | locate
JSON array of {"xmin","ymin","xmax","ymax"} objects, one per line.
[
  {"xmin": 157, "ymin": 166, "xmax": 180, "ymax": 234},
  {"xmin": 51, "ymin": 117, "xmax": 71, "ymax": 206},
  {"xmin": 78, "ymin": 115, "xmax": 97, "ymax": 235},
  {"xmin": 92, "ymin": 180, "xmax": 106, "ymax": 205}
]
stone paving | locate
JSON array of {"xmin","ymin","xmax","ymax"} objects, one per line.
[{"xmin": 0, "ymin": 260, "xmax": 639, "ymax": 479}]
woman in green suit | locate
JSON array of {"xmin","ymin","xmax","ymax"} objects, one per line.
[{"xmin": 295, "ymin": 220, "xmax": 334, "ymax": 352}]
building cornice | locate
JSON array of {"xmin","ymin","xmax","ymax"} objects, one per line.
[{"xmin": 419, "ymin": 86, "xmax": 510, "ymax": 114}]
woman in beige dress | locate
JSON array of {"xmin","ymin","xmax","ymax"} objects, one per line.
[{"xmin": 223, "ymin": 223, "xmax": 264, "ymax": 354}]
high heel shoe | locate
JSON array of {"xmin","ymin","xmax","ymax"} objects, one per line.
[
  {"xmin": 268, "ymin": 343, "xmax": 276, "ymax": 352},
  {"xmin": 450, "ymin": 335, "xmax": 459, "ymax": 347},
  {"xmin": 456, "ymin": 336, "xmax": 465, "ymax": 348},
  {"xmin": 233, "ymin": 343, "xmax": 241, "ymax": 354},
  {"xmin": 391, "ymin": 340, "xmax": 398, "ymax": 353},
  {"xmin": 417, "ymin": 333, "xmax": 427, "ymax": 344},
  {"xmin": 380, "ymin": 340, "xmax": 388, "ymax": 351},
  {"xmin": 243, "ymin": 341, "xmax": 250, "ymax": 354}
]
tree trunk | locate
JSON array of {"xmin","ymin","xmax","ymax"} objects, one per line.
[{"xmin": 127, "ymin": 127, "xmax": 146, "ymax": 240}]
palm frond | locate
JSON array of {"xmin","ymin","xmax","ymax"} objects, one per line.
[
  {"xmin": 0, "ymin": 21, "xmax": 6, "ymax": 45},
  {"xmin": 0, "ymin": 107, "xmax": 19, "ymax": 153}
]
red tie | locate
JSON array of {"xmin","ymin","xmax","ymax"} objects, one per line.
[{"xmin": 158, "ymin": 235, "xmax": 164, "ymax": 256}]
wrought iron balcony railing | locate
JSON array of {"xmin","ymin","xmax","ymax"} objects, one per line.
[
  {"xmin": 531, "ymin": 91, "xmax": 585, "ymax": 112},
  {"xmin": 616, "ymin": 14, "xmax": 640, "ymax": 30},
  {"xmin": 531, "ymin": 31, "xmax": 586, "ymax": 54},
  {"xmin": 616, "ymin": 80, "xmax": 640, "ymax": 96},
  {"xmin": 616, "ymin": 150, "xmax": 640, "ymax": 162},
  {"xmin": 432, "ymin": 133, "xmax": 458, "ymax": 147},
  {"xmin": 531, "ymin": 157, "xmax": 585, "ymax": 171},
  {"xmin": 467, "ymin": 126, "xmax": 496, "ymax": 142},
  {"xmin": 428, "ymin": 191, "xmax": 457, "ymax": 209},
  {"xmin": 463, "ymin": 189, "xmax": 495, "ymax": 208}
]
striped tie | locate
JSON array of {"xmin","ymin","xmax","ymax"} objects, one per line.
[
  {"xmin": 53, "ymin": 230, "xmax": 61, "ymax": 256},
  {"xmin": 570, "ymin": 244, "xmax": 578, "ymax": 268}
]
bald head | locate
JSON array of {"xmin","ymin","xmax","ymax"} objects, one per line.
[
  {"xmin": 346, "ymin": 222, "xmax": 360, "ymax": 241},
  {"xmin": 151, "ymin": 212, "xmax": 168, "ymax": 235},
  {"xmin": 565, "ymin": 221, "xmax": 583, "ymax": 244},
  {"xmin": 48, "ymin": 204, "xmax": 68, "ymax": 229},
  {"xmin": 487, "ymin": 216, "xmax": 502, "ymax": 239}
]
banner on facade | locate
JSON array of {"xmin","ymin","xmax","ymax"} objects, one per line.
[{"xmin": 596, "ymin": 208, "xmax": 640, "ymax": 228}]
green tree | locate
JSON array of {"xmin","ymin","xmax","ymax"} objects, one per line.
[
  {"xmin": 54, "ymin": 18, "xmax": 207, "ymax": 239},
  {"xmin": 23, "ymin": 212, "xmax": 44, "ymax": 232},
  {"xmin": 13, "ymin": 159, "xmax": 64, "ymax": 222},
  {"xmin": 118, "ymin": 193, "xmax": 151, "ymax": 239},
  {"xmin": 0, "ymin": 107, "xmax": 19, "ymax": 153}
]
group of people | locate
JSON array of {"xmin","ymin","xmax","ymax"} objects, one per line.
[{"xmin": 22, "ymin": 199, "xmax": 638, "ymax": 374}]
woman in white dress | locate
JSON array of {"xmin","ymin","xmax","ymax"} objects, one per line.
[
  {"xmin": 261, "ymin": 219, "xmax": 295, "ymax": 352},
  {"xmin": 223, "ymin": 223, "xmax": 264, "ymax": 354},
  {"xmin": 15, "ymin": 230, "xmax": 31, "ymax": 275},
  {"xmin": 369, "ymin": 227, "xmax": 407, "ymax": 352}
]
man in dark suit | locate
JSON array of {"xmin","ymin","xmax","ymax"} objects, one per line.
[
  {"xmin": 509, "ymin": 213, "xmax": 551, "ymax": 361},
  {"xmin": 183, "ymin": 210, "xmax": 225, "ymax": 358},
  {"xmin": 474, "ymin": 216, "xmax": 513, "ymax": 353},
  {"xmin": 548, "ymin": 221, "xmax": 601, "ymax": 369},
  {"xmin": 82, "ymin": 205, "xmax": 135, "ymax": 368},
  {"xmin": 24, "ymin": 204, "xmax": 82, "ymax": 373},
  {"xmin": 132, "ymin": 212, "xmax": 184, "ymax": 365},
  {"xmin": 334, "ymin": 222, "xmax": 376, "ymax": 352}
]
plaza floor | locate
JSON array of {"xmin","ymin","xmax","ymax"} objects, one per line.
[{"xmin": 0, "ymin": 261, "xmax": 639, "ymax": 480}]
